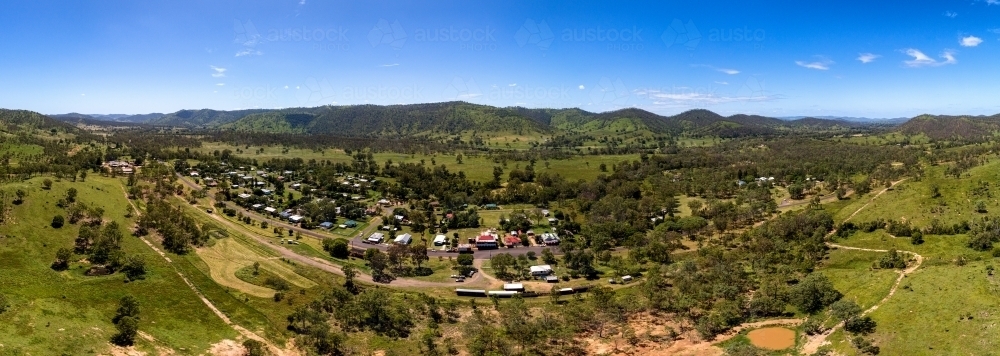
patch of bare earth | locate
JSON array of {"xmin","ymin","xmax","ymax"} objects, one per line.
[{"xmin": 208, "ymin": 340, "xmax": 244, "ymax": 356}]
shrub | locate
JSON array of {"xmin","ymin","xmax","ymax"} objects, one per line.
[{"xmin": 51, "ymin": 215, "xmax": 65, "ymax": 228}]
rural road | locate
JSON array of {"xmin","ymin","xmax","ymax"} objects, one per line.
[{"xmin": 177, "ymin": 174, "xmax": 557, "ymax": 259}]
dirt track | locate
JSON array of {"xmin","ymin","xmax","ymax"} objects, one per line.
[{"xmin": 801, "ymin": 179, "xmax": 922, "ymax": 355}]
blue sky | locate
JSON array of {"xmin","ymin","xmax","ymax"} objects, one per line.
[{"xmin": 1, "ymin": 0, "xmax": 999, "ymax": 118}]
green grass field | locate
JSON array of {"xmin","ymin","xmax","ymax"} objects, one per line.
[
  {"xmin": 195, "ymin": 142, "xmax": 639, "ymax": 183},
  {"xmin": 0, "ymin": 176, "xmax": 236, "ymax": 354}
]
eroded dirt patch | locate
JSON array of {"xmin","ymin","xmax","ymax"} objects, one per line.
[{"xmin": 747, "ymin": 327, "xmax": 795, "ymax": 350}]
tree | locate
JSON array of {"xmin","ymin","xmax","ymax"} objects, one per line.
[
  {"xmin": 830, "ymin": 299, "xmax": 861, "ymax": 322},
  {"xmin": 111, "ymin": 316, "xmax": 139, "ymax": 346},
  {"xmin": 66, "ymin": 188, "xmax": 78, "ymax": 203},
  {"xmin": 323, "ymin": 238, "xmax": 350, "ymax": 259},
  {"xmin": 977, "ymin": 200, "xmax": 988, "ymax": 213},
  {"xmin": 42, "ymin": 178, "xmax": 53, "ymax": 190},
  {"xmin": 51, "ymin": 215, "xmax": 65, "ymax": 228},
  {"xmin": 122, "ymin": 255, "xmax": 147, "ymax": 281},
  {"xmin": 490, "ymin": 253, "xmax": 517, "ymax": 280},
  {"xmin": 53, "ymin": 248, "xmax": 72, "ymax": 270},
  {"xmin": 541, "ymin": 248, "xmax": 557, "ymax": 265},
  {"xmin": 911, "ymin": 231, "xmax": 924, "ymax": 245},
  {"xmin": 14, "ymin": 189, "xmax": 25, "ymax": 204},
  {"xmin": 365, "ymin": 248, "xmax": 393, "ymax": 283},
  {"xmin": 790, "ymin": 274, "xmax": 842, "ymax": 314},
  {"xmin": 410, "ymin": 243, "xmax": 429, "ymax": 269},
  {"xmin": 79, "ymin": 170, "xmax": 88, "ymax": 182},
  {"xmin": 242, "ymin": 339, "xmax": 267, "ymax": 356},
  {"xmin": 457, "ymin": 253, "xmax": 474, "ymax": 267},
  {"xmin": 113, "ymin": 295, "xmax": 141, "ymax": 324},
  {"xmin": 342, "ymin": 264, "xmax": 358, "ymax": 293}
]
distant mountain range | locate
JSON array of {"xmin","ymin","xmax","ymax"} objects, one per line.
[
  {"xmin": 49, "ymin": 112, "xmax": 164, "ymax": 123},
  {"xmin": 36, "ymin": 103, "xmax": 1000, "ymax": 141},
  {"xmin": 778, "ymin": 116, "xmax": 910, "ymax": 124}
]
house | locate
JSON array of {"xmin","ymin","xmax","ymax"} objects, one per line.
[
  {"xmin": 288, "ymin": 215, "xmax": 304, "ymax": 223},
  {"xmin": 394, "ymin": 233, "xmax": 412, "ymax": 245},
  {"xmin": 529, "ymin": 265, "xmax": 553, "ymax": 276},
  {"xmin": 547, "ymin": 218, "xmax": 558, "ymax": 224},
  {"xmin": 503, "ymin": 283, "xmax": 524, "ymax": 291},
  {"xmin": 621, "ymin": 275, "xmax": 633, "ymax": 282},
  {"xmin": 540, "ymin": 233, "xmax": 560, "ymax": 246},
  {"xmin": 206, "ymin": 180, "xmax": 218, "ymax": 187},
  {"xmin": 237, "ymin": 193, "xmax": 252, "ymax": 199},
  {"xmin": 121, "ymin": 167, "xmax": 134, "ymax": 174},
  {"xmin": 542, "ymin": 209, "xmax": 550, "ymax": 217},
  {"xmin": 475, "ymin": 234, "xmax": 498, "ymax": 249},
  {"xmin": 433, "ymin": 234, "xmax": 448, "ymax": 246},
  {"xmin": 483, "ymin": 204, "xmax": 499, "ymax": 210},
  {"xmin": 291, "ymin": 183, "xmax": 302, "ymax": 189},
  {"xmin": 344, "ymin": 220, "xmax": 358, "ymax": 228},
  {"xmin": 558, "ymin": 288, "xmax": 575, "ymax": 295},
  {"xmin": 260, "ymin": 189, "xmax": 273, "ymax": 195},
  {"xmin": 544, "ymin": 275, "xmax": 559, "ymax": 283},
  {"xmin": 319, "ymin": 222, "xmax": 334, "ymax": 229},
  {"xmin": 251, "ymin": 204, "xmax": 263, "ymax": 210},
  {"xmin": 189, "ymin": 171, "xmax": 199, "ymax": 177},
  {"xmin": 367, "ymin": 232, "xmax": 385, "ymax": 244},
  {"xmin": 378, "ymin": 198, "xmax": 391, "ymax": 206},
  {"xmin": 264, "ymin": 207, "xmax": 277, "ymax": 214},
  {"xmin": 503, "ymin": 235, "xmax": 521, "ymax": 247}
]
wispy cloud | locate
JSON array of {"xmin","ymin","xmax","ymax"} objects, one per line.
[
  {"xmin": 795, "ymin": 57, "xmax": 833, "ymax": 70},
  {"xmin": 235, "ymin": 49, "xmax": 262, "ymax": 57},
  {"xmin": 903, "ymin": 49, "xmax": 957, "ymax": 67},
  {"xmin": 635, "ymin": 88, "xmax": 780, "ymax": 106},
  {"xmin": 508, "ymin": 83, "xmax": 517, "ymax": 87},
  {"xmin": 960, "ymin": 36, "xmax": 983, "ymax": 47},
  {"xmin": 714, "ymin": 81, "xmax": 729, "ymax": 85},
  {"xmin": 210, "ymin": 65, "xmax": 227, "ymax": 77},
  {"xmin": 983, "ymin": 0, "xmax": 1000, "ymax": 5},
  {"xmin": 692, "ymin": 64, "xmax": 740, "ymax": 75},
  {"xmin": 379, "ymin": 63, "xmax": 399, "ymax": 67},
  {"xmin": 578, "ymin": 85, "xmax": 585, "ymax": 90},
  {"xmin": 216, "ymin": 83, "xmax": 225, "ymax": 86},
  {"xmin": 857, "ymin": 53, "xmax": 880, "ymax": 63},
  {"xmin": 944, "ymin": 11, "xmax": 958, "ymax": 18}
]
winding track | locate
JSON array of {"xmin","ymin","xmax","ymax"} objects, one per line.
[{"xmin": 800, "ymin": 179, "xmax": 923, "ymax": 355}]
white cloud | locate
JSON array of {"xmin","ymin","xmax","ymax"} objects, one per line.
[
  {"xmin": 578, "ymin": 85, "xmax": 585, "ymax": 90},
  {"xmin": 714, "ymin": 81, "xmax": 729, "ymax": 85},
  {"xmin": 284, "ymin": 85, "xmax": 289, "ymax": 89},
  {"xmin": 508, "ymin": 83, "xmax": 517, "ymax": 87},
  {"xmin": 235, "ymin": 49, "xmax": 262, "ymax": 57},
  {"xmin": 795, "ymin": 58, "xmax": 833, "ymax": 70},
  {"xmin": 635, "ymin": 88, "xmax": 779, "ymax": 106},
  {"xmin": 379, "ymin": 63, "xmax": 399, "ymax": 67},
  {"xmin": 985, "ymin": 0, "xmax": 1000, "ymax": 5},
  {"xmin": 692, "ymin": 64, "xmax": 740, "ymax": 75},
  {"xmin": 857, "ymin": 53, "xmax": 880, "ymax": 63},
  {"xmin": 216, "ymin": 83, "xmax": 225, "ymax": 86},
  {"xmin": 903, "ymin": 48, "xmax": 957, "ymax": 67},
  {"xmin": 960, "ymin": 36, "xmax": 983, "ymax": 47},
  {"xmin": 944, "ymin": 11, "xmax": 957, "ymax": 18},
  {"xmin": 210, "ymin": 65, "xmax": 227, "ymax": 77}
]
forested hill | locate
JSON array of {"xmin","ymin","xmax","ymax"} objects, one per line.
[
  {"xmin": 33, "ymin": 101, "xmax": 959, "ymax": 138},
  {"xmin": 896, "ymin": 114, "xmax": 1000, "ymax": 141},
  {"xmin": 203, "ymin": 102, "xmax": 872, "ymax": 137},
  {"xmin": 0, "ymin": 109, "xmax": 83, "ymax": 135}
]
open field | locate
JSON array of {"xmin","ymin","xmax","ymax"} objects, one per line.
[
  {"xmin": 195, "ymin": 142, "xmax": 640, "ymax": 183},
  {"xmin": 195, "ymin": 238, "xmax": 316, "ymax": 298},
  {"xmin": 0, "ymin": 176, "xmax": 237, "ymax": 354}
]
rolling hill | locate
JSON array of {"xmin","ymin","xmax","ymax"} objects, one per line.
[
  {"xmin": 895, "ymin": 114, "xmax": 1000, "ymax": 140},
  {"xmin": 44, "ymin": 102, "xmax": 916, "ymax": 139}
]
